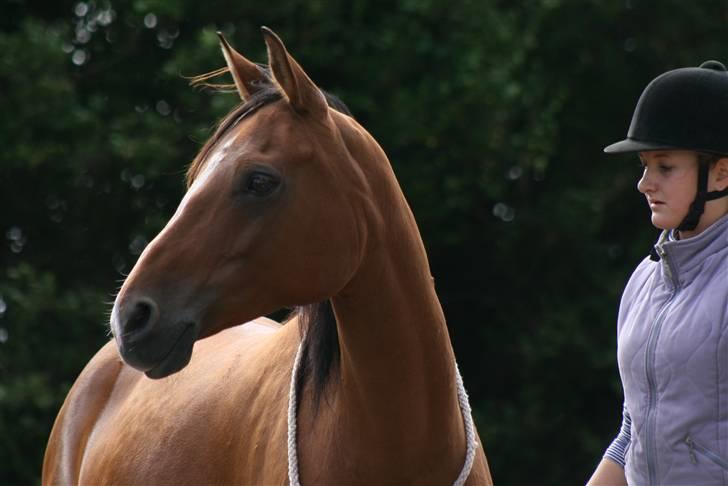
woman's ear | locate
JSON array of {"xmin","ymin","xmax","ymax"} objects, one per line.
[{"xmin": 712, "ymin": 157, "xmax": 728, "ymax": 191}]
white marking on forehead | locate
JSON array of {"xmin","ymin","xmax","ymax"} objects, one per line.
[
  {"xmin": 143, "ymin": 128, "xmax": 250, "ymax": 256},
  {"xmin": 162, "ymin": 123, "xmax": 254, "ymax": 232},
  {"xmin": 188, "ymin": 134, "xmax": 237, "ymax": 195}
]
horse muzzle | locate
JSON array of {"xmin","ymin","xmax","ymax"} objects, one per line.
[{"xmin": 111, "ymin": 296, "xmax": 200, "ymax": 379}]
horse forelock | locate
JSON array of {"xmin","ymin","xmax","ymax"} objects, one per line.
[
  {"xmin": 186, "ymin": 84, "xmax": 354, "ymax": 189},
  {"xmin": 185, "ymin": 87, "xmax": 283, "ymax": 188}
]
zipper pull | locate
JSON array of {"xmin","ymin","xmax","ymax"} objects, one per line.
[{"xmin": 686, "ymin": 437, "xmax": 697, "ymax": 464}]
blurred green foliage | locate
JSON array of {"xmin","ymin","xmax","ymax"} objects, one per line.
[{"xmin": 2, "ymin": 0, "xmax": 727, "ymax": 484}]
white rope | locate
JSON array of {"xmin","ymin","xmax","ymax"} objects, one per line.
[
  {"xmin": 287, "ymin": 340, "xmax": 478, "ymax": 486},
  {"xmin": 453, "ymin": 360, "xmax": 478, "ymax": 486},
  {"xmin": 287, "ymin": 340, "xmax": 306, "ymax": 486}
]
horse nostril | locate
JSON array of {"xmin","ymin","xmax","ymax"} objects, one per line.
[{"xmin": 123, "ymin": 298, "xmax": 159, "ymax": 338}]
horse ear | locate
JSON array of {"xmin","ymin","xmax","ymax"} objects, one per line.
[
  {"xmin": 260, "ymin": 26, "xmax": 328, "ymax": 118},
  {"xmin": 216, "ymin": 32, "xmax": 266, "ymax": 100}
]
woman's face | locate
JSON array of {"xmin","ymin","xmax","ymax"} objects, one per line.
[{"xmin": 637, "ymin": 150, "xmax": 698, "ymax": 230}]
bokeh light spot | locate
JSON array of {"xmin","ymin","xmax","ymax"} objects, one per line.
[
  {"xmin": 74, "ymin": 2, "xmax": 88, "ymax": 17},
  {"xmin": 156, "ymin": 100, "xmax": 171, "ymax": 116},
  {"xmin": 144, "ymin": 13, "xmax": 157, "ymax": 29},
  {"xmin": 493, "ymin": 202, "xmax": 516, "ymax": 222},
  {"xmin": 72, "ymin": 50, "xmax": 88, "ymax": 66}
]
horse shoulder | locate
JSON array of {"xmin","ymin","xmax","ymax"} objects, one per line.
[{"xmin": 42, "ymin": 340, "xmax": 124, "ymax": 486}]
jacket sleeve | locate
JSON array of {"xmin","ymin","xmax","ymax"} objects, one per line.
[{"xmin": 604, "ymin": 403, "xmax": 631, "ymax": 467}]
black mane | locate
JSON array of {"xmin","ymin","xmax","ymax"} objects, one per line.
[{"xmin": 292, "ymin": 300, "xmax": 339, "ymax": 413}]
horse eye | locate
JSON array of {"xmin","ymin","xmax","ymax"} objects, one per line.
[{"xmin": 243, "ymin": 171, "xmax": 280, "ymax": 197}]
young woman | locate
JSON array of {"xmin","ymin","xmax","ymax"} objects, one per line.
[{"xmin": 587, "ymin": 61, "xmax": 728, "ymax": 485}]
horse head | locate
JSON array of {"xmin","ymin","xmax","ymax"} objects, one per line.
[{"xmin": 110, "ymin": 28, "xmax": 380, "ymax": 379}]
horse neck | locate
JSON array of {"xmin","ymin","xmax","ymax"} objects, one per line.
[{"xmin": 329, "ymin": 150, "xmax": 463, "ymax": 454}]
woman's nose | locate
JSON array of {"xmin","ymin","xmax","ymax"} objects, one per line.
[{"xmin": 637, "ymin": 170, "xmax": 654, "ymax": 194}]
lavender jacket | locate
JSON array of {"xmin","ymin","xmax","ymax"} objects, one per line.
[{"xmin": 605, "ymin": 214, "xmax": 728, "ymax": 485}]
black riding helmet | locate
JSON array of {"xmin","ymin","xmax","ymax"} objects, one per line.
[{"xmin": 604, "ymin": 60, "xmax": 728, "ymax": 232}]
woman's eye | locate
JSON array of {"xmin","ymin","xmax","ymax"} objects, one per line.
[
  {"xmin": 658, "ymin": 164, "xmax": 673, "ymax": 173},
  {"xmin": 243, "ymin": 172, "xmax": 280, "ymax": 197}
]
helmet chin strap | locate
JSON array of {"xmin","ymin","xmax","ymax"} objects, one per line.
[
  {"xmin": 649, "ymin": 159, "xmax": 728, "ymax": 262},
  {"xmin": 677, "ymin": 160, "xmax": 728, "ymax": 232}
]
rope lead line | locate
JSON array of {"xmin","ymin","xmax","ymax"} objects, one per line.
[
  {"xmin": 287, "ymin": 340, "xmax": 305, "ymax": 486},
  {"xmin": 453, "ymin": 360, "xmax": 478, "ymax": 486},
  {"xmin": 287, "ymin": 340, "xmax": 478, "ymax": 486}
]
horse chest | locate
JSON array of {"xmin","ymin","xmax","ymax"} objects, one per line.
[
  {"xmin": 79, "ymin": 389, "xmax": 289, "ymax": 485},
  {"xmin": 75, "ymin": 339, "xmax": 292, "ymax": 484}
]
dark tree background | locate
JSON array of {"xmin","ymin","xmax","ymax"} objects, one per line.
[{"xmin": 2, "ymin": 0, "xmax": 726, "ymax": 484}]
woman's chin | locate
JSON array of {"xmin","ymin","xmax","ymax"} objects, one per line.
[{"xmin": 650, "ymin": 214, "xmax": 678, "ymax": 231}]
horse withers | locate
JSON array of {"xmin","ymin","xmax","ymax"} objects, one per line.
[{"xmin": 42, "ymin": 27, "xmax": 493, "ymax": 485}]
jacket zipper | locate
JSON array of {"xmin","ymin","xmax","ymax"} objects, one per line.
[
  {"xmin": 644, "ymin": 245, "xmax": 678, "ymax": 485},
  {"xmin": 686, "ymin": 436, "xmax": 728, "ymax": 471}
]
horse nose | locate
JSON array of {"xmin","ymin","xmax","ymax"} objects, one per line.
[{"xmin": 121, "ymin": 297, "xmax": 160, "ymax": 341}]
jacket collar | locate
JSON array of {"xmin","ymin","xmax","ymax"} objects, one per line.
[{"xmin": 654, "ymin": 213, "xmax": 728, "ymax": 288}]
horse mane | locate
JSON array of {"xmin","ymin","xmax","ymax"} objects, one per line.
[
  {"xmin": 186, "ymin": 71, "xmax": 349, "ymax": 412},
  {"xmin": 292, "ymin": 300, "xmax": 338, "ymax": 413}
]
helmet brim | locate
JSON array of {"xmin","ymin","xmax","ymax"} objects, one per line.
[{"xmin": 603, "ymin": 138, "xmax": 676, "ymax": 154}]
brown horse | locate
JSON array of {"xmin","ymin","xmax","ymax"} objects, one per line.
[{"xmin": 42, "ymin": 28, "xmax": 493, "ymax": 485}]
